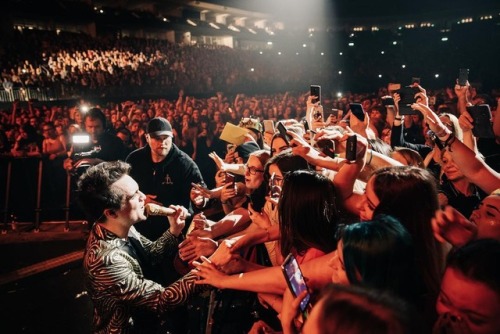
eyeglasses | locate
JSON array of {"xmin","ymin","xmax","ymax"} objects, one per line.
[{"xmin": 244, "ymin": 164, "xmax": 264, "ymax": 175}]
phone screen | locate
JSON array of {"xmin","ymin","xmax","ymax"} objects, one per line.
[
  {"xmin": 323, "ymin": 109, "xmax": 339, "ymax": 124},
  {"xmin": 281, "ymin": 253, "xmax": 311, "ymax": 315},
  {"xmin": 263, "ymin": 120, "xmax": 275, "ymax": 133},
  {"xmin": 310, "ymin": 85, "xmax": 321, "ymax": 104},
  {"xmin": 269, "ymin": 173, "xmax": 282, "ymax": 200},
  {"xmin": 225, "ymin": 172, "xmax": 235, "ymax": 188}
]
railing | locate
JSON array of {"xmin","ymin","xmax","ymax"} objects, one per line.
[
  {"xmin": 0, "ymin": 87, "xmax": 60, "ymax": 103},
  {"xmin": 0, "ymin": 155, "xmax": 85, "ymax": 233}
]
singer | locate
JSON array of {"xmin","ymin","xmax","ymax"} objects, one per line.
[{"xmin": 77, "ymin": 161, "xmax": 209, "ymax": 334}]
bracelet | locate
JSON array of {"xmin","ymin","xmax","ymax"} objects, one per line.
[
  {"xmin": 366, "ymin": 149, "xmax": 373, "ymax": 166},
  {"xmin": 442, "ymin": 133, "xmax": 457, "ymax": 151},
  {"xmin": 220, "ymin": 200, "xmax": 229, "ymax": 205},
  {"xmin": 394, "ymin": 117, "xmax": 402, "ymax": 121}
]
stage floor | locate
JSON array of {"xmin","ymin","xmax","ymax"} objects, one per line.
[{"xmin": 0, "ymin": 221, "xmax": 91, "ymax": 334}]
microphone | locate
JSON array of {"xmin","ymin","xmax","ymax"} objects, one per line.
[{"xmin": 145, "ymin": 203, "xmax": 190, "ymax": 218}]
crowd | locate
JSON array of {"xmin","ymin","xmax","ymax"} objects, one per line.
[
  {"xmin": 0, "ymin": 26, "xmax": 499, "ymax": 334},
  {"xmin": 1, "ymin": 72, "xmax": 497, "ymax": 333},
  {"xmin": 0, "ymin": 29, "xmax": 318, "ymax": 99}
]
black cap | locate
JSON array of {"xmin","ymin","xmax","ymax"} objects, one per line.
[{"xmin": 147, "ymin": 117, "xmax": 173, "ymax": 137}]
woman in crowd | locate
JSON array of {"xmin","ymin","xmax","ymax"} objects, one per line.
[
  {"xmin": 432, "ymin": 189, "xmax": 500, "ymax": 248},
  {"xmin": 438, "ymin": 149, "xmax": 486, "ymax": 217},
  {"xmin": 296, "ymin": 284, "xmax": 416, "ymax": 334},
  {"xmin": 279, "ymin": 215, "xmax": 422, "ymax": 334}
]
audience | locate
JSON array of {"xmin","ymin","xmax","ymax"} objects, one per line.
[{"xmin": 0, "ymin": 21, "xmax": 499, "ymax": 334}]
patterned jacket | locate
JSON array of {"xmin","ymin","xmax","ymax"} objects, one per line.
[{"xmin": 83, "ymin": 223, "xmax": 199, "ymax": 333}]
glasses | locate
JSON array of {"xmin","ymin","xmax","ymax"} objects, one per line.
[{"xmin": 244, "ymin": 164, "xmax": 264, "ymax": 175}]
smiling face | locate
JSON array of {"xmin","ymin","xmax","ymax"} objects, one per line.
[
  {"xmin": 357, "ymin": 177, "xmax": 380, "ymax": 221},
  {"xmin": 436, "ymin": 267, "xmax": 500, "ymax": 334}
]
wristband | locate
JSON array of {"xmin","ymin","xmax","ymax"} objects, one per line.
[
  {"xmin": 442, "ymin": 133, "xmax": 457, "ymax": 151},
  {"xmin": 394, "ymin": 117, "xmax": 402, "ymax": 121},
  {"xmin": 366, "ymin": 149, "xmax": 373, "ymax": 166}
]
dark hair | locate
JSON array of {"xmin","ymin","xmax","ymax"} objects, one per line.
[
  {"xmin": 77, "ymin": 161, "xmax": 131, "ymax": 223},
  {"xmin": 392, "ymin": 147, "xmax": 425, "ymax": 168},
  {"xmin": 84, "ymin": 107, "xmax": 107, "ymax": 128},
  {"xmin": 270, "ymin": 132, "xmax": 290, "ymax": 157},
  {"xmin": 340, "ymin": 215, "xmax": 420, "ymax": 304},
  {"xmin": 279, "ymin": 170, "xmax": 338, "ymax": 257},
  {"xmin": 371, "ymin": 166, "xmax": 443, "ymax": 298},
  {"xmin": 446, "ymin": 239, "xmax": 500, "ymax": 296},
  {"xmin": 314, "ymin": 284, "xmax": 416, "ymax": 334},
  {"xmin": 264, "ymin": 151, "xmax": 310, "ymax": 186}
]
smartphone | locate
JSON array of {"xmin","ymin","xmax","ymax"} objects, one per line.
[
  {"xmin": 281, "ymin": 253, "xmax": 312, "ymax": 318},
  {"xmin": 466, "ymin": 105, "xmax": 494, "ymax": 138},
  {"xmin": 227, "ymin": 143, "xmax": 236, "ymax": 154},
  {"xmin": 411, "ymin": 77, "xmax": 421, "ymax": 85},
  {"xmin": 396, "ymin": 86, "xmax": 419, "ymax": 115},
  {"xmin": 458, "ymin": 68, "xmax": 469, "ymax": 86},
  {"xmin": 349, "ymin": 103, "xmax": 365, "ymax": 122},
  {"xmin": 225, "ymin": 172, "xmax": 236, "ymax": 190},
  {"xmin": 323, "ymin": 109, "xmax": 339, "ymax": 125},
  {"xmin": 345, "ymin": 135, "xmax": 357, "ymax": 162},
  {"xmin": 381, "ymin": 97, "xmax": 395, "ymax": 106},
  {"xmin": 310, "ymin": 85, "xmax": 321, "ymax": 104},
  {"xmin": 302, "ymin": 118, "xmax": 310, "ymax": 132},
  {"xmin": 263, "ymin": 119, "xmax": 275, "ymax": 133},
  {"xmin": 269, "ymin": 173, "xmax": 282, "ymax": 200},
  {"xmin": 316, "ymin": 139, "xmax": 336, "ymax": 158},
  {"xmin": 276, "ymin": 122, "xmax": 290, "ymax": 145}
]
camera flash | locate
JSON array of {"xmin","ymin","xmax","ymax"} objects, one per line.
[{"xmin": 73, "ymin": 134, "xmax": 90, "ymax": 144}]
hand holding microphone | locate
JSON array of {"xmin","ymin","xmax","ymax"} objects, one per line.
[
  {"xmin": 145, "ymin": 203, "xmax": 190, "ymax": 237},
  {"xmin": 145, "ymin": 203, "xmax": 177, "ymax": 217}
]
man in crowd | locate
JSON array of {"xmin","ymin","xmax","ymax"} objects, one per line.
[
  {"xmin": 125, "ymin": 117, "xmax": 209, "ymax": 287},
  {"xmin": 63, "ymin": 107, "xmax": 127, "ymax": 171}
]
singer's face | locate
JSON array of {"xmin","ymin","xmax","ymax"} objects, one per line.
[
  {"xmin": 147, "ymin": 134, "xmax": 172, "ymax": 161},
  {"xmin": 111, "ymin": 175, "xmax": 147, "ymax": 223}
]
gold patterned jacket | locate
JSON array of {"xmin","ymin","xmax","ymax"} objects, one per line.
[{"xmin": 83, "ymin": 223, "xmax": 199, "ymax": 334}]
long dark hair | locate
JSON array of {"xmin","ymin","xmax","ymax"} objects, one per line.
[
  {"xmin": 279, "ymin": 170, "xmax": 338, "ymax": 257},
  {"xmin": 371, "ymin": 166, "xmax": 443, "ymax": 298},
  {"xmin": 341, "ymin": 215, "xmax": 420, "ymax": 305}
]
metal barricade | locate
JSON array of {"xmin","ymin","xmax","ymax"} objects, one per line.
[{"xmin": 0, "ymin": 155, "xmax": 84, "ymax": 233}]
